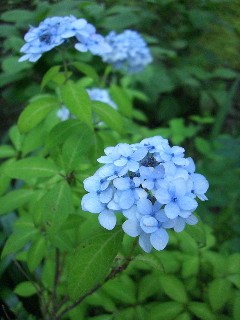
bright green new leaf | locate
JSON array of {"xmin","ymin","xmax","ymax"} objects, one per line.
[
  {"xmin": 9, "ymin": 125, "xmax": 23, "ymax": 151},
  {"xmin": 67, "ymin": 228, "xmax": 123, "ymax": 301},
  {"xmin": 92, "ymin": 101, "xmax": 123, "ymax": 133},
  {"xmin": 208, "ymin": 278, "xmax": 231, "ymax": 311},
  {"xmin": 27, "ymin": 236, "xmax": 47, "ymax": 272},
  {"xmin": 148, "ymin": 302, "xmax": 184, "ymax": 320},
  {"xmin": 109, "ymin": 85, "xmax": 132, "ymax": 117},
  {"xmin": 41, "ymin": 65, "xmax": 61, "ymax": 89},
  {"xmin": 60, "ymin": 80, "xmax": 92, "ymax": 127},
  {"xmin": 4, "ymin": 157, "xmax": 58, "ymax": 181},
  {"xmin": 159, "ymin": 275, "xmax": 188, "ymax": 303},
  {"xmin": 18, "ymin": 95, "xmax": 59, "ymax": 133},
  {"xmin": 72, "ymin": 62, "xmax": 99, "ymax": 83},
  {"xmin": 2, "ymin": 227, "xmax": 39, "ymax": 257},
  {"xmin": 62, "ymin": 124, "xmax": 95, "ymax": 170},
  {"xmin": 14, "ymin": 281, "xmax": 38, "ymax": 297},
  {"xmin": 0, "ymin": 145, "xmax": 15, "ymax": 158},
  {"xmin": 0, "ymin": 189, "xmax": 35, "ymax": 215},
  {"xmin": 189, "ymin": 302, "xmax": 216, "ymax": 320}
]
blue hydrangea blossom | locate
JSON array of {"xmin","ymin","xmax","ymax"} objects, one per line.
[
  {"xmin": 19, "ymin": 15, "xmax": 111, "ymax": 62},
  {"xmin": 100, "ymin": 30, "xmax": 153, "ymax": 73},
  {"xmin": 81, "ymin": 136, "xmax": 209, "ymax": 253}
]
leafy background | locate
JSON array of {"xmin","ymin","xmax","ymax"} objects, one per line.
[{"xmin": 0, "ymin": 0, "xmax": 240, "ymax": 319}]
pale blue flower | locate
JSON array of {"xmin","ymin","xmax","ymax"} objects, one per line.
[
  {"xmin": 87, "ymin": 88, "xmax": 117, "ymax": 109},
  {"xmin": 81, "ymin": 136, "xmax": 209, "ymax": 253},
  {"xmin": 101, "ymin": 30, "xmax": 152, "ymax": 73}
]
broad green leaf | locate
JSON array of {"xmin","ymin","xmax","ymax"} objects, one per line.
[
  {"xmin": 148, "ymin": 302, "xmax": 184, "ymax": 320},
  {"xmin": 109, "ymin": 85, "xmax": 132, "ymax": 117},
  {"xmin": 62, "ymin": 124, "xmax": 95, "ymax": 170},
  {"xmin": 211, "ymin": 68, "xmax": 237, "ymax": 79},
  {"xmin": 189, "ymin": 302, "xmax": 216, "ymax": 320},
  {"xmin": 27, "ymin": 236, "xmax": 47, "ymax": 272},
  {"xmin": 85, "ymin": 291, "xmax": 116, "ymax": 313},
  {"xmin": 228, "ymin": 274, "xmax": 240, "ymax": 288},
  {"xmin": 18, "ymin": 95, "xmax": 59, "ymax": 133},
  {"xmin": 0, "ymin": 164, "xmax": 11, "ymax": 196},
  {"xmin": 2, "ymin": 227, "xmax": 39, "ymax": 257},
  {"xmin": 195, "ymin": 137, "xmax": 212, "ymax": 156},
  {"xmin": 103, "ymin": 274, "xmax": 136, "ymax": 304},
  {"xmin": 14, "ymin": 281, "xmax": 37, "ymax": 297},
  {"xmin": 46, "ymin": 119, "xmax": 84, "ymax": 150},
  {"xmin": 60, "ymin": 80, "xmax": 92, "ymax": 127},
  {"xmin": 72, "ymin": 62, "xmax": 99, "ymax": 83},
  {"xmin": 35, "ymin": 181, "xmax": 73, "ymax": 230},
  {"xmin": 159, "ymin": 275, "xmax": 188, "ymax": 303},
  {"xmin": 0, "ymin": 189, "xmax": 35, "ymax": 215},
  {"xmin": 92, "ymin": 101, "xmax": 123, "ymax": 133},
  {"xmin": 0, "ymin": 145, "xmax": 15, "ymax": 158},
  {"xmin": 227, "ymin": 254, "xmax": 240, "ymax": 274},
  {"xmin": 67, "ymin": 228, "xmax": 123, "ymax": 300},
  {"xmin": 4, "ymin": 157, "xmax": 58, "ymax": 180},
  {"xmin": 21, "ymin": 125, "xmax": 45, "ymax": 156},
  {"xmin": 208, "ymin": 278, "xmax": 231, "ymax": 311},
  {"xmin": 41, "ymin": 65, "xmax": 61, "ymax": 89}
]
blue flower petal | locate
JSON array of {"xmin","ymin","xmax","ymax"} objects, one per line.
[
  {"xmin": 164, "ymin": 202, "xmax": 180, "ymax": 219},
  {"xmin": 139, "ymin": 233, "xmax": 152, "ymax": 253},
  {"xmin": 122, "ymin": 219, "xmax": 141, "ymax": 237},
  {"xmin": 155, "ymin": 188, "xmax": 171, "ymax": 204},
  {"xmin": 173, "ymin": 217, "xmax": 185, "ymax": 232},
  {"xmin": 98, "ymin": 210, "xmax": 116, "ymax": 230},
  {"xmin": 137, "ymin": 198, "xmax": 152, "ymax": 215},
  {"xmin": 178, "ymin": 196, "xmax": 198, "ymax": 211},
  {"xmin": 81, "ymin": 194, "xmax": 104, "ymax": 213},
  {"xmin": 150, "ymin": 228, "xmax": 169, "ymax": 250}
]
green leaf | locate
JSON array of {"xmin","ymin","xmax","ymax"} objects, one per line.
[
  {"xmin": 67, "ymin": 228, "xmax": 123, "ymax": 300},
  {"xmin": 35, "ymin": 181, "xmax": 73, "ymax": 230},
  {"xmin": 208, "ymin": 278, "xmax": 231, "ymax": 311},
  {"xmin": 92, "ymin": 101, "xmax": 123, "ymax": 133},
  {"xmin": 103, "ymin": 274, "xmax": 136, "ymax": 304},
  {"xmin": 228, "ymin": 274, "xmax": 240, "ymax": 288},
  {"xmin": 185, "ymin": 220, "xmax": 206, "ymax": 248},
  {"xmin": 18, "ymin": 95, "xmax": 59, "ymax": 133},
  {"xmin": 60, "ymin": 80, "xmax": 92, "ymax": 127},
  {"xmin": 41, "ymin": 65, "xmax": 61, "ymax": 89},
  {"xmin": 14, "ymin": 281, "xmax": 37, "ymax": 297},
  {"xmin": 62, "ymin": 124, "xmax": 95, "ymax": 170},
  {"xmin": 148, "ymin": 302, "xmax": 184, "ymax": 320},
  {"xmin": 0, "ymin": 145, "xmax": 15, "ymax": 158},
  {"xmin": 4, "ymin": 157, "xmax": 58, "ymax": 181},
  {"xmin": 189, "ymin": 302, "xmax": 216, "ymax": 320},
  {"xmin": 211, "ymin": 68, "xmax": 237, "ymax": 79},
  {"xmin": 182, "ymin": 256, "xmax": 199, "ymax": 278},
  {"xmin": 9, "ymin": 125, "xmax": 23, "ymax": 151},
  {"xmin": 175, "ymin": 313, "xmax": 191, "ymax": 320},
  {"xmin": 2, "ymin": 227, "xmax": 39, "ymax": 257},
  {"xmin": 72, "ymin": 62, "xmax": 99, "ymax": 83},
  {"xmin": 195, "ymin": 137, "xmax": 212, "ymax": 156},
  {"xmin": 109, "ymin": 85, "xmax": 132, "ymax": 118},
  {"xmin": 233, "ymin": 293, "xmax": 240, "ymax": 320},
  {"xmin": 27, "ymin": 236, "xmax": 47, "ymax": 272},
  {"xmin": 138, "ymin": 274, "xmax": 161, "ymax": 302},
  {"xmin": 0, "ymin": 189, "xmax": 35, "ymax": 215},
  {"xmin": 46, "ymin": 119, "xmax": 84, "ymax": 150},
  {"xmin": 159, "ymin": 275, "xmax": 188, "ymax": 303}
]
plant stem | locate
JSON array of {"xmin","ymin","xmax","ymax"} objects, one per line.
[{"xmin": 55, "ymin": 257, "xmax": 132, "ymax": 320}]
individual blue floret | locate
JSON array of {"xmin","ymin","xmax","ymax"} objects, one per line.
[{"xmin": 100, "ymin": 30, "xmax": 152, "ymax": 73}]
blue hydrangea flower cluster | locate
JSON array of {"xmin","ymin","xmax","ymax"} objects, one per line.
[
  {"xmin": 57, "ymin": 88, "xmax": 117, "ymax": 121},
  {"xmin": 19, "ymin": 15, "xmax": 111, "ymax": 62},
  {"xmin": 100, "ymin": 30, "xmax": 153, "ymax": 73},
  {"xmin": 81, "ymin": 136, "xmax": 209, "ymax": 253}
]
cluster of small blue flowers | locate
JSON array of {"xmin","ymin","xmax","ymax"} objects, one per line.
[
  {"xmin": 19, "ymin": 15, "xmax": 111, "ymax": 62},
  {"xmin": 81, "ymin": 136, "xmax": 209, "ymax": 253},
  {"xmin": 57, "ymin": 88, "xmax": 117, "ymax": 121},
  {"xmin": 100, "ymin": 30, "xmax": 153, "ymax": 73}
]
